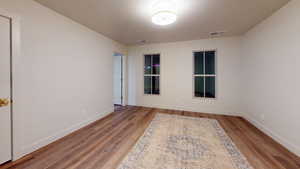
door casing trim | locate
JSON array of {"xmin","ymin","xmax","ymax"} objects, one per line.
[{"xmin": 0, "ymin": 8, "xmax": 21, "ymax": 161}]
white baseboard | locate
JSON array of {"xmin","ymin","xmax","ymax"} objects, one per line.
[
  {"xmin": 135, "ymin": 104, "xmax": 239, "ymax": 116},
  {"xmin": 14, "ymin": 109, "xmax": 113, "ymax": 160},
  {"xmin": 243, "ymin": 113, "xmax": 300, "ymax": 157}
]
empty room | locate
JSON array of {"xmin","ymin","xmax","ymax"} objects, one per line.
[{"xmin": 0, "ymin": 0, "xmax": 299, "ymax": 169}]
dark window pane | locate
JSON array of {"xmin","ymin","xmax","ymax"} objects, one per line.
[
  {"xmin": 205, "ymin": 51, "xmax": 215, "ymax": 74},
  {"xmin": 194, "ymin": 52, "xmax": 204, "ymax": 74},
  {"xmin": 194, "ymin": 77, "xmax": 204, "ymax": 97},
  {"xmin": 152, "ymin": 54, "xmax": 160, "ymax": 75},
  {"xmin": 144, "ymin": 76, "xmax": 151, "ymax": 94},
  {"xmin": 152, "ymin": 76, "xmax": 160, "ymax": 94},
  {"xmin": 205, "ymin": 77, "xmax": 215, "ymax": 98},
  {"xmin": 144, "ymin": 55, "xmax": 152, "ymax": 75}
]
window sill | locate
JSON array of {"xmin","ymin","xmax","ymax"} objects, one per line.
[{"xmin": 143, "ymin": 94, "xmax": 161, "ymax": 96}]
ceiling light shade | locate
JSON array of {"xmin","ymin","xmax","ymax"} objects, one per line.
[
  {"xmin": 152, "ymin": 11, "xmax": 177, "ymax": 25},
  {"xmin": 151, "ymin": 0, "xmax": 177, "ymax": 26}
]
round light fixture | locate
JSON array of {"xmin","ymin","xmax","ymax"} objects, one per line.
[
  {"xmin": 151, "ymin": 0, "xmax": 177, "ymax": 26},
  {"xmin": 152, "ymin": 11, "xmax": 177, "ymax": 25}
]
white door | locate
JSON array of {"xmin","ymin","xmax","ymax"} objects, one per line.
[
  {"xmin": 113, "ymin": 55, "xmax": 122, "ymax": 105},
  {"xmin": 0, "ymin": 16, "xmax": 12, "ymax": 164}
]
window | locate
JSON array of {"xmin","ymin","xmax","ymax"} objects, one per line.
[
  {"xmin": 144, "ymin": 54, "xmax": 160, "ymax": 95},
  {"xmin": 193, "ymin": 51, "xmax": 216, "ymax": 98}
]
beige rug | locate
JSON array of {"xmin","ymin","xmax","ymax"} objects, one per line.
[{"xmin": 117, "ymin": 113, "xmax": 253, "ymax": 169}]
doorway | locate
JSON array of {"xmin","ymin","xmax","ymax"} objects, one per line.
[
  {"xmin": 0, "ymin": 15, "xmax": 12, "ymax": 164},
  {"xmin": 113, "ymin": 53, "xmax": 123, "ymax": 106}
]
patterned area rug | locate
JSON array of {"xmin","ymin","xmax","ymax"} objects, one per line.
[{"xmin": 117, "ymin": 113, "xmax": 253, "ymax": 169}]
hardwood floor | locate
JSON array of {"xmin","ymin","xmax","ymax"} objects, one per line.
[{"xmin": 1, "ymin": 106, "xmax": 299, "ymax": 169}]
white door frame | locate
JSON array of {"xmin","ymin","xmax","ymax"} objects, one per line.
[
  {"xmin": 121, "ymin": 54, "xmax": 127, "ymax": 106},
  {"xmin": 0, "ymin": 8, "xmax": 21, "ymax": 161},
  {"xmin": 113, "ymin": 52, "xmax": 127, "ymax": 106}
]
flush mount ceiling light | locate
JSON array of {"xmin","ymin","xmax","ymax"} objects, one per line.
[
  {"xmin": 152, "ymin": 11, "xmax": 177, "ymax": 26},
  {"xmin": 151, "ymin": 0, "xmax": 177, "ymax": 26}
]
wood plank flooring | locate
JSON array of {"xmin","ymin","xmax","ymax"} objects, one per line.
[{"xmin": 1, "ymin": 106, "xmax": 299, "ymax": 169}]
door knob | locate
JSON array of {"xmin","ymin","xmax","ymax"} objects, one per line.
[{"xmin": 0, "ymin": 98, "xmax": 10, "ymax": 107}]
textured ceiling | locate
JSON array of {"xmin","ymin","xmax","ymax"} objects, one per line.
[{"xmin": 35, "ymin": 0, "xmax": 289, "ymax": 45}]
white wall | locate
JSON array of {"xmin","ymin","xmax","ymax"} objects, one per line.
[
  {"xmin": 0, "ymin": 0, "xmax": 126, "ymax": 160},
  {"xmin": 241, "ymin": 0, "xmax": 300, "ymax": 156},
  {"xmin": 128, "ymin": 37, "xmax": 242, "ymax": 115}
]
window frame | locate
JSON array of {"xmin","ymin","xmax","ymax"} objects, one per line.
[
  {"xmin": 192, "ymin": 49, "xmax": 218, "ymax": 99},
  {"xmin": 143, "ymin": 53, "xmax": 161, "ymax": 96}
]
